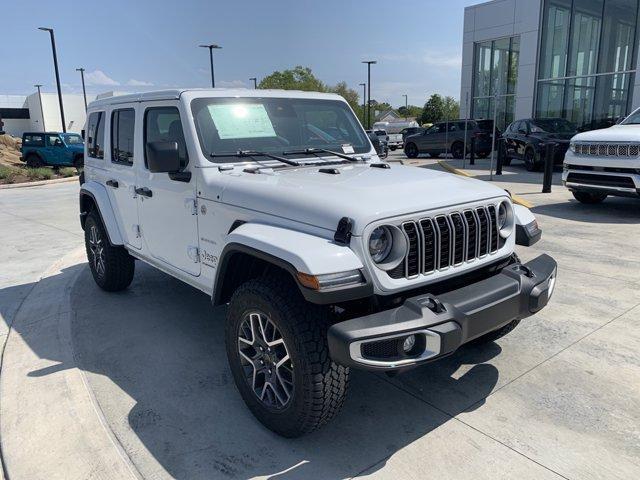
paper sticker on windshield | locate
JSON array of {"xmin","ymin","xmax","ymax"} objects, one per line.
[
  {"xmin": 207, "ymin": 104, "xmax": 276, "ymax": 139},
  {"xmin": 342, "ymin": 144, "xmax": 355, "ymax": 154}
]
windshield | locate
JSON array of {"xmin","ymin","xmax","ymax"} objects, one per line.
[
  {"xmin": 191, "ymin": 97, "xmax": 370, "ymax": 162},
  {"xmin": 622, "ymin": 108, "xmax": 640, "ymax": 125},
  {"xmin": 61, "ymin": 133, "xmax": 83, "ymax": 145},
  {"xmin": 531, "ymin": 118, "xmax": 577, "ymax": 133}
]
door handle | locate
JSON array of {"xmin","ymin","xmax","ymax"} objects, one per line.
[
  {"xmin": 135, "ymin": 187, "xmax": 153, "ymax": 198},
  {"xmin": 106, "ymin": 179, "xmax": 119, "ymax": 188}
]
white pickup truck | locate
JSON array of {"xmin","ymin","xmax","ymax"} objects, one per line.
[
  {"xmin": 79, "ymin": 89, "xmax": 557, "ymax": 437},
  {"xmin": 373, "ymin": 121, "xmax": 417, "ymax": 150}
]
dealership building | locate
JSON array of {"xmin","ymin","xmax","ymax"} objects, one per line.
[{"xmin": 461, "ymin": 0, "xmax": 640, "ymax": 131}]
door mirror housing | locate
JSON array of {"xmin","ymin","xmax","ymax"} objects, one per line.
[
  {"xmin": 54, "ymin": 138, "xmax": 63, "ymax": 147},
  {"xmin": 146, "ymin": 141, "xmax": 181, "ymax": 173}
]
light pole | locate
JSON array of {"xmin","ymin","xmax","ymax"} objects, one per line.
[
  {"xmin": 199, "ymin": 44, "xmax": 222, "ymax": 88},
  {"xmin": 76, "ymin": 67, "xmax": 87, "ymax": 111},
  {"xmin": 362, "ymin": 60, "xmax": 377, "ymax": 129},
  {"xmin": 249, "ymin": 77, "xmax": 257, "ymax": 89},
  {"xmin": 38, "ymin": 27, "xmax": 66, "ymax": 132},
  {"xmin": 359, "ymin": 83, "xmax": 366, "ymax": 126},
  {"xmin": 34, "ymin": 84, "xmax": 45, "ymax": 132},
  {"xmin": 402, "ymin": 94, "xmax": 408, "ymax": 120}
]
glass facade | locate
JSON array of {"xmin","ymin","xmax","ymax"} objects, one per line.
[
  {"xmin": 472, "ymin": 36, "xmax": 520, "ymax": 130},
  {"xmin": 536, "ymin": 0, "xmax": 640, "ymax": 130}
]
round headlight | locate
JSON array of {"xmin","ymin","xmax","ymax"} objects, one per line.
[
  {"xmin": 369, "ymin": 226, "xmax": 393, "ymax": 263},
  {"xmin": 498, "ymin": 200, "xmax": 514, "ymax": 238}
]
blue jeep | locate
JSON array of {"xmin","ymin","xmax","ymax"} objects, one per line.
[{"xmin": 21, "ymin": 132, "xmax": 84, "ymax": 169}]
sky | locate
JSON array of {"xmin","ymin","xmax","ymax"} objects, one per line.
[{"xmin": 1, "ymin": 0, "xmax": 481, "ymax": 108}]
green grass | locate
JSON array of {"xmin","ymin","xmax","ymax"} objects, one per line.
[
  {"xmin": 59, "ymin": 167, "xmax": 77, "ymax": 178},
  {"xmin": 26, "ymin": 167, "xmax": 54, "ymax": 181},
  {"xmin": 0, "ymin": 165, "xmax": 22, "ymax": 183}
]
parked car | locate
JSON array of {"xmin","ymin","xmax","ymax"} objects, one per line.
[
  {"xmin": 400, "ymin": 126, "xmax": 425, "ymax": 140},
  {"xmin": 403, "ymin": 119, "xmax": 494, "ymax": 159},
  {"xmin": 79, "ymin": 89, "xmax": 556, "ymax": 437},
  {"xmin": 21, "ymin": 132, "xmax": 84, "ymax": 169},
  {"xmin": 367, "ymin": 129, "xmax": 389, "ymax": 158},
  {"xmin": 564, "ymin": 108, "xmax": 640, "ymax": 203},
  {"xmin": 503, "ymin": 118, "xmax": 577, "ymax": 171},
  {"xmin": 366, "ymin": 130, "xmax": 387, "ymax": 158}
]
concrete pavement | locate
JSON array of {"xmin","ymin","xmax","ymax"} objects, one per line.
[{"xmin": 1, "ymin": 163, "xmax": 639, "ymax": 479}]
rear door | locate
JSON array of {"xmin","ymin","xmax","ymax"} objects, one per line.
[
  {"xmin": 106, "ymin": 106, "xmax": 142, "ymax": 250},
  {"xmin": 137, "ymin": 103, "xmax": 200, "ymax": 276}
]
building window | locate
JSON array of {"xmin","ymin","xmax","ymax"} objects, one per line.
[
  {"xmin": 472, "ymin": 36, "xmax": 520, "ymax": 130},
  {"xmin": 111, "ymin": 109, "xmax": 135, "ymax": 165},
  {"xmin": 537, "ymin": 0, "xmax": 639, "ymax": 130}
]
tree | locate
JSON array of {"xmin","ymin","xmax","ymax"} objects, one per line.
[
  {"xmin": 327, "ymin": 81, "xmax": 360, "ymax": 115},
  {"xmin": 258, "ymin": 66, "xmax": 326, "ymax": 92},
  {"xmin": 419, "ymin": 94, "xmax": 460, "ymax": 124},
  {"xmin": 397, "ymin": 105, "xmax": 423, "ymax": 119}
]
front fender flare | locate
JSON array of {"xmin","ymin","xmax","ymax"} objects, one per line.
[
  {"xmin": 214, "ymin": 223, "xmax": 370, "ymax": 305},
  {"xmin": 514, "ymin": 204, "xmax": 541, "ymax": 246},
  {"xmin": 80, "ymin": 181, "xmax": 124, "ymax": 246}
]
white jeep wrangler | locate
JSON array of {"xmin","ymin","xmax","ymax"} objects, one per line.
[
  {"xmin": 564, "ymin": 109, "xmax": 640, "ymax": 203},
  {"xmin": 79, "ymin": 89, "xmax": 557, "ymax": 437}
]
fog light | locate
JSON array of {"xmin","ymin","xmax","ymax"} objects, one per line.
[{"xmin": 402, "ymin": 335, "xmax": 416, "ymax": 353}]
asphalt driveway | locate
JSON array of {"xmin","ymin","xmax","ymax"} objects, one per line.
[{"xmin": 1, "ymin": 169, "xmax": 639, "ymax": 479}]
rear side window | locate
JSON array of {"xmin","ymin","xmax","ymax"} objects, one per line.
[
  {"xmin": 111, "ymin": 109, "xmax": 135, "ymax": 165},
  {"xmin": 144, "ymin": 107, "xmax": 188, "ymax": 168},
  {"xmin": 87, "ymin": 112, "xmax": 105, "ymax": 159},
  {"xmin": 23, "ymin": 134, "xmax": 44, "ymax": 146}
]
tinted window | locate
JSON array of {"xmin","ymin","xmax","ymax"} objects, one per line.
[
  {"xmin": 23, "ymin": 134, "xmax": 44, "ymax": 146},
  {"xmin": 111, "ymin": 109, "xmax": 135, "ymax": 165},
  {"xmin": 144, "ymin": 107, "xmax": 188, "ymax": 168},
  {"xmin": 87, "ymin": 111, "xmax": 105, "ymax": 159},
  {"xmin": 531, "ymin": 118, "xmax": 577, "ymax": 133},
  {"xmin": 190, "ymin": 97, "xmax": 370, "ymax": 162},
  {"xmin": 61, "ymin": 133, "xmax": 83, "ymax": 145}
]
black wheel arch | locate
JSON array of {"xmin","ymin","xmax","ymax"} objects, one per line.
[
  {"xmin": 79, "ymin": 190, "xmax": 115, "ymax": 246},
  {"xmin": 213, "ymin": 243, "xmax": 373, "ymax": 307}
]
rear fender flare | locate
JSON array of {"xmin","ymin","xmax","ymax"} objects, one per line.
[{"xmin": 79, "ymin": 181, "xmax": 124, "ymax": 246}]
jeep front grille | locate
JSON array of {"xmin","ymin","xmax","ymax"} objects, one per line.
[
  {"xmin": 388, "ymin": 205, "xmax": 500, "ymax": 280},
  {"xmin": 574, "ymin": 143, "xmax": 640, "ymax": 157}
]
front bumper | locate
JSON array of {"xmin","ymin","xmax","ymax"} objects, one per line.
[{"xmin": 328, "ymin": 254, "xmax": 557, "ymax": 371}]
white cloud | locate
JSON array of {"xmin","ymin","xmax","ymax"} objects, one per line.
[
  {"xmin": 126, "ymin": 79, "xmax": 154, "ymax": 86},
  {"xmin": 84, "ymin": 70, "xmax": 120, "ymax": 86}
]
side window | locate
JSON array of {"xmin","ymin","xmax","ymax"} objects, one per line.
[
  {"xmin": 87, "ymin": 111, "xmax": 105, "ymax": 159},
  {"xmin": 144, "ymin": 107, "xmax": 188, "ymax": 169},
  {"xmin": 46, "ymin": 134, "xmax": 61, "ymax": 147},
  {"xmin": 111, "ymin": 109, "xmax": 135, "ymax": 165},
  {"xmin": 24, "ymin": 134, "xmax": 44, "ymax": 146}
]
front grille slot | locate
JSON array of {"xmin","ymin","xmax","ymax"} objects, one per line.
[
  {"xmin": 575, "ymin": 143, "xmax": 640, "ymax": 157},
  {"xmin": 566, "ymin": 172, "xmax": 636, "ymax": 189},
  {"xmin": 388, "ymin": 203, "xmax": 501, "ymax": 281}
]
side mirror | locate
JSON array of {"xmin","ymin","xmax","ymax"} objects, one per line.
[{"xmin": 146, "ymin": 141, "xmax": 181, "ymax": 173}]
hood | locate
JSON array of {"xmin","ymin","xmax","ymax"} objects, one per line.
[
  {"xmin": 208, "ymin": 163, "xmax": 508, "ymax": 234},
  {"xmin": 68, "ymin": 144, "xmax": 84, "ymax": 151},
  {"xmin": 572, "ymin": 124, "xmax": 640, "ymax": 142},
  {"xmin": 538, "ymin": 132, "xmax": 574, "ymax": 141}
]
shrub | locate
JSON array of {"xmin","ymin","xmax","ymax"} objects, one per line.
[
  {"xmin": 59, "ymin": 167, "xmax": 77, "ymax": 178},
  {"xmin": 26, "ymin": 167, "xmax": 54, "ymax": 180},
  {"xmin": 0, "ymin": 165, "xmax": 22, "ymax": 183}
]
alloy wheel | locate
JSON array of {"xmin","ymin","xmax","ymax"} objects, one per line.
[
  {"xmin": 237, "ymin": 312, "xmax": 294, "ymax": 410},
  {"xmin": 88, "ymin": 225, "xmax": 106, "ymax": 279}
]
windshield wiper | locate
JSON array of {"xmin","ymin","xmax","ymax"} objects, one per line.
[
  {"xmin": 282, "ymin": 147, "xmax": 361, "ymax": 162},
  {"xmin": 210, "ymin": 150, "xmax": 300, "ymax": 167}
]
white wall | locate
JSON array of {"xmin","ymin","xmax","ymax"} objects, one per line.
[
  {"xmin": 460, "ymin": 0, "xmax": 543, "ymax": 120},
  {"xmin": 29, "ymin": 93, "xmax": 92, "ymax": 133}
]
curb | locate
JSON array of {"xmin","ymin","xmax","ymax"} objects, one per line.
[
  {"xmin": 0, "ymin": 175, "xmax": 79, "ymax": 190},
  {"xmin": 436, "ymin": 160, "xmax": 534, "ymax": 208}
]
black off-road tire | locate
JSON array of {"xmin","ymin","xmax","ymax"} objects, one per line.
[
  {"xmin": 84, "ymin": 210, "xmax": 135, "ymax": 292},
  {"xmin": 451, "ymin": 142, "xmax": 465, "ymax": 159},
  {"xmin": 472, "ymin": 319, "xmax": 521, "ymax": 344},
  {"xmin": 225, "ymin": 275, "xmax": 349, "ymax": 437},
  {"xmin": 26, "ymin": 153, "xmax": 43, "ymax": 168},
  {"xmin": 73, "ymin": 154, "xmax": 84, "ymax": 171},
  {"xmin": 572, "ymin": 191, "xmax": 607, "ymax": 204},
  {"xmin": 404, "ymin": 142, "xmax": 419, "ymax": 159}
]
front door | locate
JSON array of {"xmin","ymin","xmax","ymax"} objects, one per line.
[
  {"xmin": 105, "ymin": 106, "xmax": 142, "ymax": 249},
  {"xmin": 137, "ymin": 104, "xmax": 200, "ymax": 276},
  {"xmin": 44, "ymin": 134, "xmax": 65, "ymax": 165}
]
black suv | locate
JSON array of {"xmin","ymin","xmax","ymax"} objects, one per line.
[
  {"xmin": 502, "ymin": 118, "xmax": 577, "ymax": 171},
  {"xmin": 403, "ymin": 119, "xmax": 495, "ymax": 159}
]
